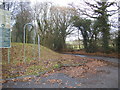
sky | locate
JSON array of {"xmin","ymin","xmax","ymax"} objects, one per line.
[
  {"xmin": 30, "ymin": 0, "xmax": 119, "ymax": 5},
  {"xmin": 0, "ymin": 0, "xmax": 119, "ymax": 41},
  {"xmin": 29, "ymin": 0, "xmax": 118, "ymax": 41},
  {"xmin": 30, "ymin": 0, "xmax": 80, "ymax": 6},
  {"xmin": 30, "ymin": 0, "xmax": 85, "ymax": 41},
  {"xmin": 0, "ymin": 0, "xmax": 81, "ymax": 6}
]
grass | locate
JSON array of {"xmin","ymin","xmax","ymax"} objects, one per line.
[{"xmin": 2, "ymin": 43, "xmax": 89, "ymax": 79}]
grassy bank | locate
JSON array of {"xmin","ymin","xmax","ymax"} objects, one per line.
[{"xmin": 2, "ymin": 43, "xmax": 91, "ymax": 79}]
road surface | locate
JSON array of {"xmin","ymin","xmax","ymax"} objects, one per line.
[{"xmin": 2, "ymin": 54, "xmax": 119, "ymax": 88}]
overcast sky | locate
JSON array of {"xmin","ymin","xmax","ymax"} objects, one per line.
[
  {"xmin": 30, "ymin": 0, "xmax": 119, "ymax": 6},
  {"xmin": 30, "ymin": 0, "xmax": 118, "ymax": 41},
  {"xmin": 0, "ymin": 0, "xmax": 119, "ymax": 41}
]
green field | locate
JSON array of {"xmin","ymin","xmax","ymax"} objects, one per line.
[{"xmin": 66, "ymin": 40, "xmax": 84, "ymax": 50}]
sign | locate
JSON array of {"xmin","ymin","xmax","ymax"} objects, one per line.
[
  {"xmin": 0, "ymin": 27, "xmax": 11, "ymax": 48},
  {"xmin": 0, "ymin": 9, "xmax": 11, "ymax": 28},
  {"xmin": 0, "ymin": 9, "xmax": 11, "ymax": 48}
]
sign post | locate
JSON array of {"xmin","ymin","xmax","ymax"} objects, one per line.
[
  {"xmin": 0, "ymin": 9, "xmax": 11, "ymax": 63},
  {"xmin": 38, "ymin": 34, "xmax": 40, "ymax": 61}
]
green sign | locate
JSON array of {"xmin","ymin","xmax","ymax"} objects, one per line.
[
  {"xmin": 0, "ymin": 27, "xmax": 11, "ymax": 48},
  {"xmin": 0, "ymin": 9, "xmax": 11, "ymax": 48}
]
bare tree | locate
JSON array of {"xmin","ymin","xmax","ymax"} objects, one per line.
[
  {"xmin": 70, "ymin": 0, "xmax": 119, "ymax": 53},
  {"xmin": 34, "ymin": 2, "xmax": 76, "ymax": 51},
  {"xmin": 50, "ymin": 6, "xmax": 76, "ymax": 50},
  {"xmin": 12, "ymin": 1, "xmax": 33, "ymax": 42}
]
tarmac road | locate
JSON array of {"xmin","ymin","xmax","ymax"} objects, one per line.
[{"xmin": 2, "ymin": 55, "xmax": 119, "ymax": 88}]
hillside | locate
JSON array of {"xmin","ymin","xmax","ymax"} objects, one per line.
[{"xmin": 2, "ymin": 43, "xmax": 91, "ymax": 79}]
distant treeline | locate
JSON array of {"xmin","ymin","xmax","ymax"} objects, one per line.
[{"xmin": 1, "ymin": 0, "xmax": 119, "ymax": 53}]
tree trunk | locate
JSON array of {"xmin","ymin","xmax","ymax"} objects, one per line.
[{"xmin": 102, "ymin": 27, "xmax": 110, "ymax": 53}]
